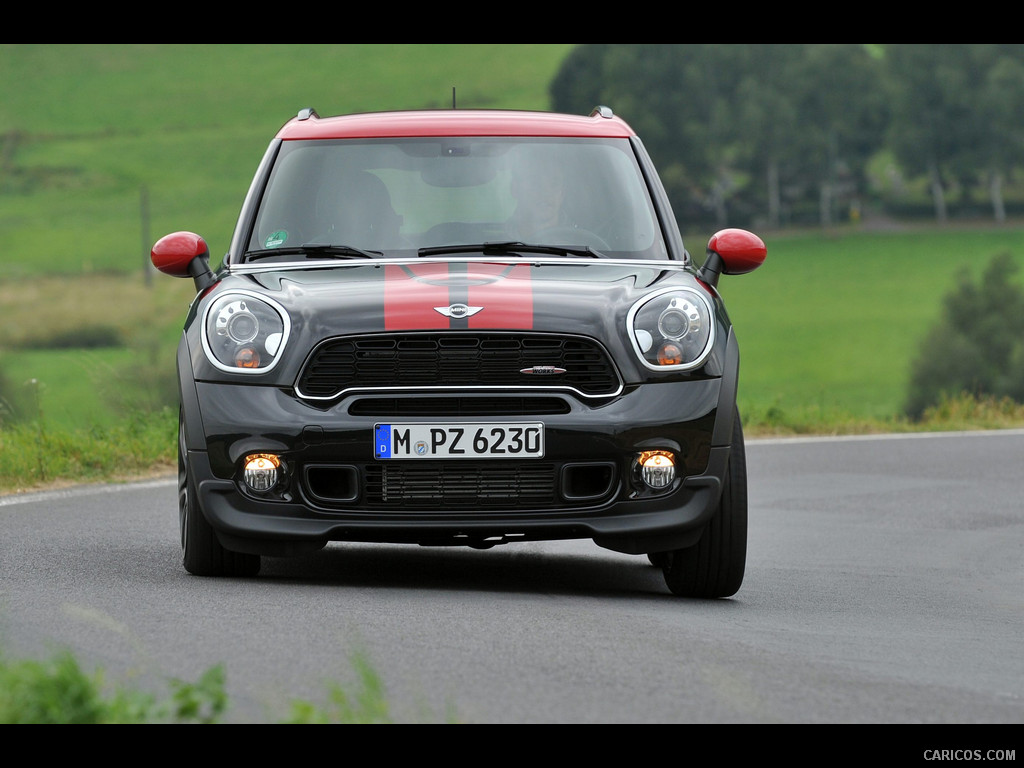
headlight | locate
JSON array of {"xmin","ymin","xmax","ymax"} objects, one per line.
[
  {"xmin": 202, "ymin": 291, "xmax": 291, "ymax": 373},
  {"xmin": 627, "ymin": 288, "xmax": 715, "ymax": 371}
]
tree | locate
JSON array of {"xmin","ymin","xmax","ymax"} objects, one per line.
[
  {"xmin": 548, "ymin": 44, "xmax": 1024, "ymax": 230},
  {"xmin": 883, "ymin": 44, "xmax": 1024, "ymax": 223},
  {"xmin": 733, "ymin": 45, "xmax": 805, "ymax": 229},
  {"xmin": 552, "ymin": 44, "xmax": 763, "ymax": 229},
  {"xmin": 789, "ymin": 44, "xmax": 889, "ymax": 227},
  {"xmin": 885, "ymin": 45, "xmax": 961, "ymax": 222},
  {"xmin": 905, "ymin": 252, "xmax": 1024, "ymax": 419},
  {"xmin": 969, "ymin": 45, "xmax": 1024, "ymax": 222},
  {"xmin": 549, "ymin": 45, "xmax": 608, "ymax": 116},
  {"xmin": 550, "ymin": 44, "xmax": 888, "ymax": 231}
]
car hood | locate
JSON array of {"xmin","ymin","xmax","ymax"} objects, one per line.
[
  {"xmin": 198, "ymin": 258, "xmax": 716, "ymax": 385},
  {"xmin": 228, "ymin": 257, "xmax": 701, "ymax": 335}
]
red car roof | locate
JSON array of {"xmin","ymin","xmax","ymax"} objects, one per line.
[{"xmin": 275, "ymin": 108, "xmax": 637, "ymax": 140}]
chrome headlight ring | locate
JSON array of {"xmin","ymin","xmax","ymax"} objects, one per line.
[
  {"xmin": 627, "ymin": 286, "xmax": 716, "ymax": 371},
  {"xmin": 201, "ymin": 290, "xmax": 291, "ymax": 373}
]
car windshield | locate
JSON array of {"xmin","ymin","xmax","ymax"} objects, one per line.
[{"xmin": 245, "ymin": 137, "xmax": 669, "ymax": 260}]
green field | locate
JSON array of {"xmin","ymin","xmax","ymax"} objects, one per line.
[
  {"xmin": 714, "ymin": 226, "xmax": 1024, "ymax": 427},
  {"xmin": 3, "ymin": 43, "xmax": 1024, "ymax": 493},
  {"xmin": 0, "ymin": 44, "xmax": 575, "ymax": 277}
]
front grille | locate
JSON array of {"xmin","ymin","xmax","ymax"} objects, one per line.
[
  {"xmin": 296, "ymin": 333, "xmax": 621, "ymax": 399},
  {"xmin": 365, "ymin": 462, "xmax": 558, "ymax": 508},
  {"xmin": 302, "ymin": 460, "xmax": 619, "ymax": 510}
]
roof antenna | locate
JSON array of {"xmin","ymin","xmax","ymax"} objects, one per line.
[{"xmin": 452, "ymin": 87, "xmax": 456, "ymax": 109}]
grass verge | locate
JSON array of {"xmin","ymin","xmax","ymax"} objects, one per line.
[
  {"xmin": 0, "ymin": 645, "xmax": 423, "ymax": 724},
  {"xmin": 0, "ymin": 407, "xmax": 176, "ymax": 494}
]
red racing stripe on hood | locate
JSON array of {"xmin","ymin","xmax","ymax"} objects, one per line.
[
  {"xmin": 384, "ymin": 263, "xmax": 451, "ymax": 330},
  {"xmin": 467, "ymin": 264, "xmax": 533, "ymax": 329}
]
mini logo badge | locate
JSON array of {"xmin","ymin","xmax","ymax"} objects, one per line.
[
  {"xmin": 434, "ymin": 303, "xmax": 483, "ymax": 318},
  {"xmin": 520, "ymin": 366, "xmax": 567, "ymax": 375}
]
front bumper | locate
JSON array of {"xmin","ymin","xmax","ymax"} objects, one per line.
[
  {"xmin": 179, "ymin": 324, "xmax": 741, "ymax": 557},
  {"xmin": 184, "ymin": 374, "xmax": 734, "ymax": 557}
]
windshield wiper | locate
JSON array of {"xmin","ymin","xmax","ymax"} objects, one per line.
[
  {"xmin": 417, "ymin": 241, "xmax": 608, "ymax": 259},
  {"xmin": 244, "ymin": 243, "xmax": 382, "ymax": 262}
]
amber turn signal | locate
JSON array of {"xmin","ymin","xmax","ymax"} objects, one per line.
[
  {"xmin": 234, "ymin": 346, "xmax": 260, "ymax": 368},
  {"xmin": 656, "ymin": 342, "xmax": 683, "ymax": 366}
]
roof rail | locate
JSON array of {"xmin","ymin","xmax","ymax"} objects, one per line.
[
  {"xmin": 590, "ymin": 105, "xmax": 614, "ymax": 119},
  {"xmin": 297, "ymin": 107, "xmax": 319, "ymax": 121}
]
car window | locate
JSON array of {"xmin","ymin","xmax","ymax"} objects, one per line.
[{"xmin": 248, "ymin": 137, "xmax": 668, "ymax": 259}]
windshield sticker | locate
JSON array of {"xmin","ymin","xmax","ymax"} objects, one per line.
[{"xmin": 264, "ymin": 230, "xmax": 288, "ymax": 248}]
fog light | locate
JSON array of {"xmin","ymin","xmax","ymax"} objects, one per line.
[
  {"xmin": 244, "ymin": 453, "xmax": 280, "ymax": 492},
  {"xmin": 638, "ymin": 450, "xmax": 675, "ymax": 489}
]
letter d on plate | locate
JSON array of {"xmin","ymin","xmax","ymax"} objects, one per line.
[{"xmin": 374, "ymin": 424, "xmax": 391, "ymax": 458}]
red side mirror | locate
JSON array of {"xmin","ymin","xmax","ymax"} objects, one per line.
[
  {"xmin": 151, "ymin": 231, "xmax": 210, "ymax": 278},
  {"xmin": 699, "ymin": 228, "xmax": 766, "ymax": 288},
  {"xmin": 707, "ymin": 228, "xmax": 767, "ymax": 275}
]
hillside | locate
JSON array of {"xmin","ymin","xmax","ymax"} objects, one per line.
[{"xmin": 0, "ymin": 44, "xmax": 577, "ymax": 276}]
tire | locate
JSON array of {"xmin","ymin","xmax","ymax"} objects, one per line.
[
  {"xmin": 647, "ymin": 552, "xmax": 671, "ymax": 568},
  {"xmin": 178, "ymin": 409, "xmax": 261, "ymax": 577},
  {"xmin": 662, "ymin": 409, "xmax": 747, "ymax": 598}
]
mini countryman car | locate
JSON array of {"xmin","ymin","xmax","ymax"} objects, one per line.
[{"xmin": 151, "ymin": 106, "xmax": 766, "ymax": 598}]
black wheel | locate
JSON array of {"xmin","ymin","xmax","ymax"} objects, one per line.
[
  {"xmin": 662, "ymin": 409, "xmax": 747, "ymax": 598},
  {"xmin": 647, "ymin": 552, "xmax": 671, "ymax": 568},
  {"xmin": 178, "ymin": 409, "xmax": 260, "ymax": 577}
]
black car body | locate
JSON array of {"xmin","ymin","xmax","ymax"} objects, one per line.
[{"xmin": 151, "ymin": 106, "xmax": 767, "ymax": 598}]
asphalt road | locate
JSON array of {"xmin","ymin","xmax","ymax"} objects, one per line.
[{"xmin": 1, "ymin": 430, "xmax": 1022, "ymax": 728}]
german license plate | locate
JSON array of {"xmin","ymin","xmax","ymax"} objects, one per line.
[{"xmin": 374, "ymin": 423, "xmax": 544, "ymax": 459}]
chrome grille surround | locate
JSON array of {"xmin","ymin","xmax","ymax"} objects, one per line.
[{"xmin": 295, "ymin": 332, "xmax": 623, "ymax": 401}]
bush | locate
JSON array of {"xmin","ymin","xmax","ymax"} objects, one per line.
[
  {"xmin": 905, "ymin": 251, "xmax": 1024, "ymax": 419},
  {"xmin": 285, "ymin": 651, "xmax": 392, "ymax": 724},
  {"xmin": 0, "ymin": 645, "xmax": 446, "ymax": 724},
  {"xmin": 0, "ymin": 650, "xmax": 227, "ymax": 724}
]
